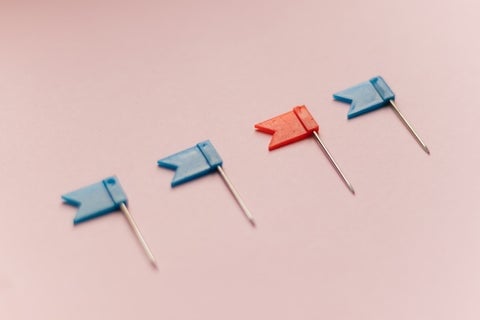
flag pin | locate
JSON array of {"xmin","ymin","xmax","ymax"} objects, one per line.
[
  {"xmin": 255, "ymin": 105, "xmax": 355, "ymax": 194},
  {"xmin": 61, "ymin": 176, "xmax": 157, "ymax": 267},
  {"xmin": 333, "ymin": 76, "xmax": 430, "ymax": 154},
  {"xmin": 158, "ymin": 140, "xmax": 255, "ymax": 226}
]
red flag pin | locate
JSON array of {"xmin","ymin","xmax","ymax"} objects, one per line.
[{"xmin": 255, "ymin": 105, "xmax": 355, "ymax": 194}]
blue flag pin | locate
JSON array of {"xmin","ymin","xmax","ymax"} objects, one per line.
[
  {"xmin": 62, "ymin": 176, "xmax": 157, "ymax": 267},
  {"xmin": 333, "ymin": 76, "xmax": 430, "ymax": 154},
  {"xmin": 158, "ymin": 140, "xmax": 255, "ymax": 226}
]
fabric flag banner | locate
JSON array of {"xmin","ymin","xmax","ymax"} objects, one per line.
[
  {"xmin": 255, "ymin": 105, "xmax": 319, "ymax": 150},
  {"xmin": 61, "ymin": 176, "xmax": 128, "ymax": 224},
  {"xmin": 158, "ymin": 140, "xmax": 223, "ymax": 187},
  {"xmin": 333, "ymin": 76, "xmax": 395, "ymax": 119}
]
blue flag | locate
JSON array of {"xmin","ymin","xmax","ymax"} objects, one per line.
[
  {"xmin": 61, "ymin": 176, "xmax": 128, "ymax": 224},
  {"xmin": 158, "ymin": 140, "xmax": 223, "ymax": 187},
  {"xmin": 333, "ymin": 76, "xmax": 395, "ymax": 119}
]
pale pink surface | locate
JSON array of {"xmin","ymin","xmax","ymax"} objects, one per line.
[{"xmin": 0, "ymin": 1, "xmax": 479, "ymax": 319}]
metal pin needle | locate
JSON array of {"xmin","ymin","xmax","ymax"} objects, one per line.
[
  {"xmin": 119, "ymin": 203, "xmax": 158, "ymax": 268},
  {"xmin": 312, "ymin": 131, "xmax": 355, "ymax": 194},
  {"xmin": 216, "ymin": 165, "xmax": 256, "ymax": 227},
  {"xmin": 389, "ymin": 100, "xmax": 430, "ymax": 155}
]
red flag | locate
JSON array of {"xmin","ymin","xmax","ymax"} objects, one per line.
[{"xmin": 255, "ymin": 105, "xmax": 319, "ymax": 150}]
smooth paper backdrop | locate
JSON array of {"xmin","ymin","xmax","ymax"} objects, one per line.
[{"xmin": 1, "ymin": 1, "xmax": 479, "ymax": 319}]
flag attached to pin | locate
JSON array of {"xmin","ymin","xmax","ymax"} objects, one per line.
[
  {"xmin": 254, "ymin": 105, "xmax": 355, "ymax": 194},
  {"xmin": 254, "ymin": 105, "xmax": 319, "ymax": 150},
  {"xmin": 333, "ymin": 76, "xmax": 430, "ymax": 154},
  {"xmin": 62, "ymin": 176, "xmax": 127, "ymax": 224},
  {"xmin": 157, "ymin": 140, "xmax": 223, "ymax": 187},
  {"xmin": 333, "ymin": 76, "xmax": 395, "ymax": 119},
  {"xmin": 62, "ymin": 176, "xmax": 158, "ymax": 266},
  {"xmin": 158, "ymin": 140, "xmax": 255, "ymax": 225}
]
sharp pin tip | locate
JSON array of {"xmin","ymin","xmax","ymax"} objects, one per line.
[
  {"xmin": 150, "ymin": 260, "xmax": 158, "ymax": 269},
  {"xmin": 349, "ymin": 185, "xmax": 356, "ymax": 195}
]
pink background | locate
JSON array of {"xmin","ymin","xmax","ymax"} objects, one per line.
[{"xmin": 1, "ymin": 1, "xmax": 479, "ymax": 319}]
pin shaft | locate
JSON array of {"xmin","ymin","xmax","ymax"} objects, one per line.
[
  {"xmin": 312, "ymin": 131, "xmax": 355, "ymax": 194},
  {"xmin": 119, "ymin": 203, "xmax": 158, "ymax": 268},
  {"xmin": 389, "ymin": 100, "xmax": 430, "ymax": 154},
  {"xmin": 217, "ymin": 165, "xmax": 256, "ymax": 226}
]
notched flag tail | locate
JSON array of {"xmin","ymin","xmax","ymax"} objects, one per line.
[
  {"xmin": 157, "ymin": 140, "xmax": 223, "ymax": 187},
  {"xmin": 333, "ymin": 76, "xmax": 395, "ymax": 119},
  {"xmin": 255, "ymin": 105, "xmax": 319, "ymax": 150},
  {"xmin": 61, "ymin": 176, "xmax": 127, "ymax": 224}
]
